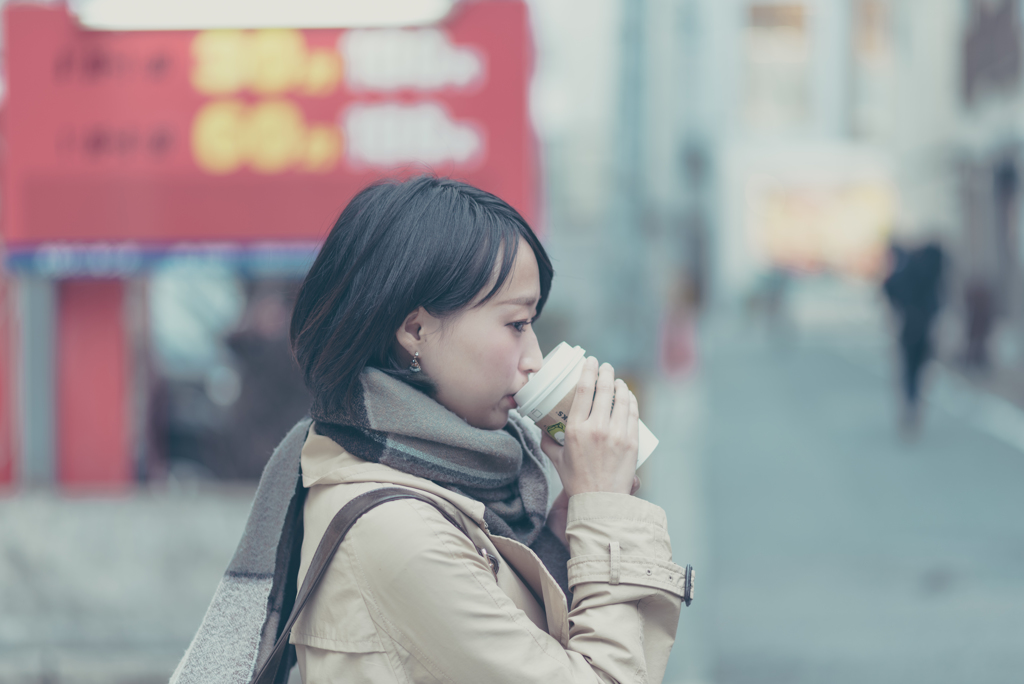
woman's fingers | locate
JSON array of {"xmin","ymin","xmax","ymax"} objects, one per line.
[
  {"xmin": 626, "ymin": 391, "xmax": 640, "ymax": 451},
  {"xmin": 610, "ymin": 378, "xmax": 630, "ymax": 434},
  {"xmin": 538, "ymin": 430, "xmax": 564, "ymax": 464},
  {"xmin": 567, "ymin": 356, "xmax": 599, "ymax": 424},
  {"xmin": 556, "ymin": 358, "xmax": 639, "ymax": 497},
  {"xmin": 589, "ymin": 363, "xmax": 616, "ymax": 423}
]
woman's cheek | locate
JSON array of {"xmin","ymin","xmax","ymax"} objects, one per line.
[{"xmin": 500, "ymin": 338, "xmax": 524, "ymax": 377}]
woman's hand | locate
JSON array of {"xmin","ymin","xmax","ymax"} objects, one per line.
[{"xmin": 541, "ymin": 357, "xmax": 640, "ymax": 498}]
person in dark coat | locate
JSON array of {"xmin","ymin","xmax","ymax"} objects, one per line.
[{"xmin": 883, "ymin": 242, "xmax": 945, "ymax": 431}]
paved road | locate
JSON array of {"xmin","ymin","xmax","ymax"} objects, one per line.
[{"xmin": 644, "ymin": 312, "xmax": 1024, "ymax": 684}]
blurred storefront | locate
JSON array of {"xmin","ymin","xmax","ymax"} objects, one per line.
[
  {"xmin": 680, "ymin": 0, "xmax": 902, "ymax": 299},
  {"xmin": 0, "ymin": 1, "xmax": 538, "ymax": 488},
  {"xmin": 665, "ymin": 1, "xmax": 1007, "ymax": 319}
]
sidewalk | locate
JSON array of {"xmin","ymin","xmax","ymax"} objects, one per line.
[
  {"xmin": 697, "ymin": 299, "xmax": 1024, "ymax": 683},
  {"xmin": 944, "ymin": 353, "xmax": 1024, "ymax": 407},
  {"xmin": 0, "ymin": 483, "xmax": 255, "ymax": 684}
]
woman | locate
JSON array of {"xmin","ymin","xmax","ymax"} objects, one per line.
[{"xmin": 288, "ymin": 176, "xmax": 686, "ymax": 683}]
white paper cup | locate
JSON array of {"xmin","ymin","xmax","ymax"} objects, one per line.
[{"xmin": 515, "ymin": 342, "xmax": 659, "ymax": 468}]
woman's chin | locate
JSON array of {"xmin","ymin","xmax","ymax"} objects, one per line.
[{"xmin": 465, "ymin": 408, "xmax": 512, "ymax": 432}]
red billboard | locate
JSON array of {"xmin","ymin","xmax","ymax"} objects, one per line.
[{"xmin": 2, "ymin": 2, "xmax": 537, "ymax": 273}]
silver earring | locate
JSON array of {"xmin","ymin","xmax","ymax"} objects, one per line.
[{"xmin": 409, "ymin": 351, "xmax": 422, "ymax": 373}]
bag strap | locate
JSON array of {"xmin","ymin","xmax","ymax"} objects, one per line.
[{"xmin": 250, "ymin": 486, "xmax": 476, "ymax": 684}]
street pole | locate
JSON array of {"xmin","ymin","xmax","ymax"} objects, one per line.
[{"xmin": 605, "ymin": 0, "xmax": 655, "ymax": 377}]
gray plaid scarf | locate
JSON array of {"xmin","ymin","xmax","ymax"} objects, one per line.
[
  {"xmin": 170, "ymin": 419, "xmax": 310, "ymax": 684},
  {"xmin": 311, "ymin": 367, "xmax": 571, "ymax": 597}
]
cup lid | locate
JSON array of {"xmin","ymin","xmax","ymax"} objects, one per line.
[{"xmin": 514, "ymin": 342, "xmax": 586, "ymax": 414}]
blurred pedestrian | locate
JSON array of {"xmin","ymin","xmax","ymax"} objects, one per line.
[{"xmin": 883, "ymin": 241, "xmax": 945, "ymax": 433}]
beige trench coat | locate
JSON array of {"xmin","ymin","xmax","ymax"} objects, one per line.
[{"xmin": 290, "ymin": 425, "xmax": 686, "ymax": 683}]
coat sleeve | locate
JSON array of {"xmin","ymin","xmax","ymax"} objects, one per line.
[{"xmin": 301, "ymin": 493, "xmax": 685, "ymax": 684}]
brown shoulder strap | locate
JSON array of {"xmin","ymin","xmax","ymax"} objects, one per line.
[{"xmin": 250, "ymin": 487, "xmax": 472, "ymax": 684}]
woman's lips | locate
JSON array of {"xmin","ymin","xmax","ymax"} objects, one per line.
[{"xmin": 505, "ymin": 395, "xmax": 518, "ymax": 408}]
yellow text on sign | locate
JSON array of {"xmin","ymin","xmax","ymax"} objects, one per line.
[
  {"xmin": 191, "ymin": 99, "xmax": 343, "ymax": 175},
  {"xmin": 191, "ymin": 29, "xmax": 343, "ymax": 97}
]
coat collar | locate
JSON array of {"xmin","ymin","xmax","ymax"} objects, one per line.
[{"xmin": 301, "ymin": 422, "xmax": 491, "ymax": 532}]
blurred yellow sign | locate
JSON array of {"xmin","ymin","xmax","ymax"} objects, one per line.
[
  {"xmin": 750, "ymin": 181, "xmax": 894, "ymax": 276},
  {"xmin": 191, "ymin": 29, "xmax": 342, "ymax": 96},
  {"xmin": 191, "ymin": 99, "xmax": 342, "ymax": 174}
]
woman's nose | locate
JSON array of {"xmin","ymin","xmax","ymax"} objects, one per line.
[{"xmin": 521, "ymin": 329, "xmax": 543, "ymax": 375}]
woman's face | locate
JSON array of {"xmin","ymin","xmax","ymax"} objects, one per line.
[{"xmin": 396, "ymin": 237, "xmax": 545, "ymax": 430}]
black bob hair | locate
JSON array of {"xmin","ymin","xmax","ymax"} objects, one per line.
[{"xmin": 290, "ymin": 176, "xmax": 554, "ymax": 417}]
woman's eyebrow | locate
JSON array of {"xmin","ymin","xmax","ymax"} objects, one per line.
[{"xmin": 496, "ymin": 295, "xmax": 539, "ymax": 307}]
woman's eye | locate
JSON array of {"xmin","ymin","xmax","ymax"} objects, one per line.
[{"xmin": 511, "ymin": 320, "xmax": 529, "ymax": 333}]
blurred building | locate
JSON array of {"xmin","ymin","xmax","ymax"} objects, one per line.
[
  {"xmin": 534, "ymin": 0, "xmax": 1024, "ymax": 372},
  {"xmin": 533, "ymin": 0, "xmax": 907, "ymax": 367},
  {"xmin": 683, "ymin": 0, "xmax": 1024, "ymax": 372},
  {"xmin": 678, "ymin": 0, "xmax": 906, "ymax": 296},
  {"xmin": 954, "ymin": 0, "xmax": 1024, "ymax": 371}
]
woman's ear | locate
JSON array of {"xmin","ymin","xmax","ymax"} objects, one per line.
[{"xmin": 395, "ymin": 307, "xmax": 425, "ymax": 358}]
